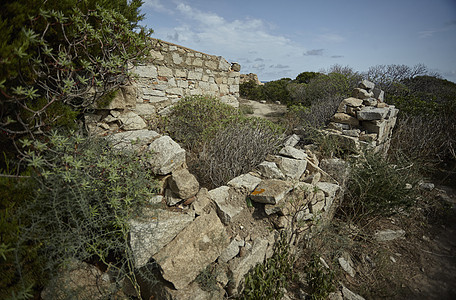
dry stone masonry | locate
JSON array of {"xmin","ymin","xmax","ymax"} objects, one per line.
[
  {"xmin": 326, "ymin": 79, "xmax": 399, "ymax": 154},
  {"xmin": 85, "ymin": 38, "xmax": 241, "ymax": 135}
]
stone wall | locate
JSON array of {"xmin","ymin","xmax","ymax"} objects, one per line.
[{"xmin": 86, "ymin": 38, "xmax": 241, "ymax": 135}]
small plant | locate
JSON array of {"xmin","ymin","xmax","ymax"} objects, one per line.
[
  {"xmin": 341, "ymin": 151, "xmax": 419, "ymax": 224},
  {"xmin": 195, "ymin": 264, "xmax": 219, "ymax": 292},
  {"xmin": 241, "ymin": 233, "xmax": 294, "ymax": 299},
  {"xmin": 304, "ymin": 254, "xmax": 335, "ymax": 300}
]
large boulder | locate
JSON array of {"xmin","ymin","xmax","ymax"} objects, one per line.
[
  {"xmin": 153, "ymin": 211, "xmax": 229, "ymax": 290},
  {"xmin": 129, "ymin": 208, "xmax": 195, "ymax": 268},
  {"xmin": 148, "ymin": 136, "xmax": 186, "ymax": 175}
]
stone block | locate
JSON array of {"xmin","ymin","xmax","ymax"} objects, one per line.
[
  {"xmin": 188, "ymin": 70, "xmax": 203, "ymax": 80},
  {"xmin": 153, "ymin": 211, "xmax": 229, "ymax": 290},
  {"xmin": 108, "ymin": 129, "xmax": 159, "ymax": 152},
  {"xmin": 129, "ymin": 208, "xmax": 194, "ymax": 268},
  {"xmin": 227, "ymin": 173, "xmax": 262, "ymax": 192},
  {"xmin": 219, "ymin": 238, "xmax": 245, "ymax": 263},
  {"xmin": 134, "ymin": 103, "xmax": 156, "ymax": 116},
  {"xmin": 209, "ymin": 186, "xmax": 243, "ymax": 225},
  {"xmin": 250, "ymin": 179, "xmax": 293, "ymax": 204},
  {"xmin": 257, "ymin": 161, "xmax": 285, "ymax": 179},
  {"xmin": 157, "ymin": 66, "xmax": 173, "ymax": 77},
  {"xmin": 358, "ymin": 79, "xmax": 375, "ymax": 91},
  {"xmin": 133, "ymin": 65, "xmax": 158, "ymax": 78},
  {"xmin": 283, "ymin": 134, "xmax": 300, "ymax": 147},
  {"xmin": 148, "ymin": 136, "xmax": 186, "ymax": 175},
  {"xmin": 279, "ymin": 146, "xmax": 307, "ymax": 160},
  {"xmin": 331, "ymin": 113, "xmax": 359, "ymax": 126},
  {"xmin": 373, "ymin": 88, "xmax": 384, "ymax": 102},
  {"xmin": 218, "ymin": 57, "xmax": 231, "ymax": 71},
  {"xmin": 172, "ymin": 53, "xmax": 183, "ymax": 64},
  {"xmin": 169, "ymin": 168, "xmax": 199, "ymax": 200},
  {"xmin": 337, "ymin": 97, "xmax": 364, "ymax": 113},
  {"xmin": 352, "ymin": 88, "xmax": 374, "ymax": 99},
  {"xmin": 276, "ymin": 156, "xmax": 308, "ymax": 180},
  {"xmin": 357, "ymin": 106, "xmax": 389, "ymax": 120},
  {"xmin": 118, "ymin": 111, "xmax": 147, "ymax": 130}
]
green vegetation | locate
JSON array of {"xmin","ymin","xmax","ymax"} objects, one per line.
[
  {"xmin": 168, "ymin": 95, "xmax": 284, "ymax": 188},
  {"xmin": 241, "ymin": 234, "xmax": 294, "ymax": 300},
  {"xmin": 304, "ymin": 254, "xmax": 335, "ymax": 300}
]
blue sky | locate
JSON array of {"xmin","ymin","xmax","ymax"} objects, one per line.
[{"xmin": 140, "ymin": 0, "xmax": 456, "ymax": 82}]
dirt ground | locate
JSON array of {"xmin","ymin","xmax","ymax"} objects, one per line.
[{"xmin": 238, "ymin": 98, "xmax": 287, "ymax": 123}]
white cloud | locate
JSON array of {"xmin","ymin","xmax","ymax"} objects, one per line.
[{"xmin": 142, "ymin": 0, "xmax": 174, "ymax": 14}]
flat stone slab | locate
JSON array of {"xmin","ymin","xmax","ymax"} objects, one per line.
[
  {"xmin": 374, "ymin": 229, "xmax": 406, "ymax": 242},
  {"xmin": 129, "ymin": 208, "xmax": 194, "ymax": 268},
  {"xmin": 276, "ymin": 156, "xmax": 307, "ymax": 180},
  {"xmin": 331, "ymin": 113, "xmax": 360, "ymax": 126},
  {"xmin": 153, "ymin": 211, "xmax": 229, "ymax": 290},
  {"xmin": 250, "ymin": 179, "xmax": 293, "ymax": 204},
  {"xmin": 227, "ymin": 173, "xmax": 262, "ymax": 192},
  {"xmin": 256, "ymin": 161, "xmax": 285, "ymax": 180},
  {"xmin": 279, "ymin": 146, "xmax": 307, "ymax": 160}
]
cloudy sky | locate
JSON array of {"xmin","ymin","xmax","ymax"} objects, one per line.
[{"xmin": 140, "ymin": 0, "xmax": 456, "ymax": 82}]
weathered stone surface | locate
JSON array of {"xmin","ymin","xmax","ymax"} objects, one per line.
[
  {"xmin": 357, "ymin": 106, "xmax": 389, "ymax": 121},
  {"xmin": 279, "ymin": 146, "xmax": 307, "ymax": 160},
  {"xmin": 154, "ymin": 211, "xmax": 229, "ymax": 290},
  {"xmin": 363, "ymin": 98, "xmax": 377, "ymax": 106},
  {"xmin": 373, "ymin": 88, "xmax": 384, "ymax": 102},
  {"xmin": 118, "ymin": 111, "xmax": 147, "ymax": 130},
  {"xmin": 342, "ymin": 284, "xmax": 365, "ymax": 300},
  {"xmin": 209, "ymin": 186, "xmax": 243, "ymax": 225},
  {"xmin": 134, "ymin": 103, "xmax": 156, "ymax": 116},
  {"xmin": 169, "ymin": 168, "xmax": 199, "ymax": 199},
  {"xmin": 231, "ymin": 62, "xmax": 241, "ymax": 72},
  {"xmin": 352, "ymin": 88, "xmax": 374, "ymax": 99},
  {"xmin": 191, "ymin": 188, "xmax": 212, "ymax": 216},
  {"xmin": 129, "ymin": 208, "xmax": 194, "ymax": 268},
  {"xmin": 358, "ymin": 79, "xmax": 375, "ymax": 91},
  {"xmin": 331, "ymin": 113, "xmax": 360, "ymax": 126},
  {"xmin": 220, "ymin": 95, "xmax": 239, "ymax": 108},
  {"xmin": 108, "ymin": 129, "xmax": 159, "ymax": 152},
  {"xmin": 227, "ymin": 173, "xmax": 262, "ymax": 192},
  {"xmin": 337, "ymin": 97, "xmax": 364, "ymax": 113},
  {"xmin": 329, "ymin": 291, "xmax": 344, "ymax": 300},
  {"xmin": 41, "ymin": 260, "xmax": 110, "ymax": 300},
  {"xmin": 342, "ymin": 129, "xmax": 361, "ymax": 137},
  {"xmin": 156, "ymin": 281, "xmax": 225, "ymax": 300},
  {"xmin": 165, "ymin": 188, "xmax": 182, "ymax": 206},
  {"xmin": 316, "ymin": 182, "xmax": 341, "ymax": 212},
  {"xmin": 227, "ymin": 238, "xmax": 270, "ymax": 296},
  {"xmin": 319, "ymin": 158, "xmax": 350, "ymax": 187},
  {"xmin": 328, "ymin": 122, "xmax": 351, "ymax": 131},
  {"xmin": 133, "ymin": 65, "xmax": 158, "ymax": 78},
  {"xmin": 250, "ymin": 179, "xmax": 293, "ymax": 204},
  {"xmin": 276, "ymin": 156, "xmax": 307, "ymax": 180},
  {"xmin": 374, "ymin": 229, "xmax": 406, "ymax": 242},
  {"xmin": 257, "ymin": 161, "xmax": 285, "ymax": 179},
  {"xmin": 148, "ymin": 136, "xmax": 186, "ymax": 175},
  {"xmin": 283, "ymin": 134, "xmax": 300, "ymax": 147},
  {"xmin": 338, "ymin": 255, "xmax": 355, "ymax": 277},
  {"xmin": 219, "ymin": 238, "xmax": 245, "ymax": 263}
]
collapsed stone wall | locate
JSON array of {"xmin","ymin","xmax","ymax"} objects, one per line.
[
  {"xmin": 325, "ymin": 80, "xmax": 399, "ymax": 154},
  {"xmin": 85, "ymin": 38, "xmax": 241, "ymax": 135}
]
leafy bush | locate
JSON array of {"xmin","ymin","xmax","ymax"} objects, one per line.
[
  {"xmin": 7, "ymin": 131, "xmax": 158, "ymax": 298},
  {"xmin": 0, "ymin": 3, "xmax": 152, "ymax": 135},
  {"xmin": 304, "ymin": 254, "xmax": 335, "ymax": 300},
  {"xmin": 168, "ymin": 95, "xmax": 241, "ymax": 150},
  {"xmin": 341, "ymin": 152, "xmax": 419, "ymax": 223},
  {"xmin": 240, "ymin": 80, "xmax": 265, "ymax": 100},
  {"xmin": 241, "ymin": 234, "xmax": 294, "ymax": 299},
  {"xmin": 196, "ymin": 118, "xmax": 283, "ymax": 187}
]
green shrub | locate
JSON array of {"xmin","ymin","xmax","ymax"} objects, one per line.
[
  {"xmin": 8, "ymin": 131, "xmax": 158, "ymax": 298},
  {"xmin": 168, "ymin": 95, "xmax": 241, "ymax": 149},
  {"xmin": 240, "ymin": 80, "xmax": 265, "ymax": 100},
  {"xmin": 241, "ymin": 234, "xmax": 294, "ymax": 300},
  {"xmin": 341, "ymin": 152, "xmax": 419, "ymax": 223}
]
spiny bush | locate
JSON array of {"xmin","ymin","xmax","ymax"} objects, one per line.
[
  {"xmin": 6, "ymin": 131, "xmax": 158, "ymax": 298},
  {"xmin": 341, "ymin": 151, "xmax": 419, "ymax": 224},
  {"xmin": 304, "ymin": 254, "xmax": 335, "ymax": 300},
  {"xmin": 241, "ymin": 234, "xmax": 294, "ymax": 300},
  {"xmin": 197, "ymin": 118, "xmax": 284, "ymax": 187}
]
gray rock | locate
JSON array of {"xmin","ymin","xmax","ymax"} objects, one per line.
[
  {"xmin": 257, "ymin": 161, "xmax": 286, "ymax": 180},
  {"xmin": 342, "ymin": 129, "xmax": 361, "ymax": 137},
  {"xmin": 129, "ymin": 208, "xmax": 194, "ymax": 268},
  {"xmin": 337, "ymin": 97, "xmax": 364, "ymax": 113},
  {"xmin": 331, "ymin": 113, "xmax": 360, "ymax": 126},
  {"xmin": 250, "ymin": 179, "xmax": 293, "ymax": 204},
  {"xmin": 165, "ymin": 188, "xmax": 182, "ymax": 206},
  {"xmin": 279, "ymin": 146, "xmax": 307, "ymax": 160},
  {"xmin": 328, "ymin": 291, "xmax": 344, "ymax": 300},
  {"xmin": 276, "ymin": 156, "xmax": 307, "ymax": 180},
  {"xmin": 209, "ymin": 186, "xmax": 243, "ymax": 225},
  {"xmin": 227, "ymin": 173, "xmax": 262, "ymax": 192},
  {"xmin": 153, "ymin": 211, "xmax": 229, "ymax": 290},
  {"xmin": 231, "ymin": 62, "xmax": 241, "ymax": 72},
  {"xmin": 108, "ymin": 129, "xmax": 160, "ymax": 152},
  {"xmin": 118, "ymin": 111, "xmax": 147, "ymax": 130},
  {"xmin": 191, "ymin": 188, "xmax": 212, "ymax": 216},
  {"xmin": 373, "ymin": 88, "xmax": 384, "ymax": 102},
  {"xmin": 148, "ymin": 136, "xmax": 186, "ymax": 175},
  {"xmin": 358, "ymin": 80, "xmax": 375, "ymax": 91},
  {"xmin": 219, "ymin": 238, "xmax": 245, "ymax": 263},
  {"xmin": 419, "ymin": 181, "xmax": 435, "ymax": 191},
  {"xmin": 357, "ymin": 107, "xmax": 389, "ymax": 121},
  {"xmin": 328, "ymin": 122, "xmax": 351, "ymax": 131},
  {"xmin": 352, "ymin": 88, "xmax": 374, "ymax": 99},
  {"xmin": 319, "ymin": 158, "xmax": 350, "ymax": 186},
  {"xmin": 169, "ymin": 168, "xmax": 200, "ymax": 199},
  {"xmin": 374, "ymin": 229, "xmax": 406, "ymax": 242},
  {"xmin": 338, "ymin": 256, "xmax": 355, "ymax": 277},
  {"xmin": 342, "ymin": 284, "xmax": 365, "ymax": 300},
  {"xmin": 283, "ymin": 134, "xmax": 300, "ymax": 147},
  {"xmin": 363, "ymin": 98, "xmax": 377, "ymax": 106}
]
